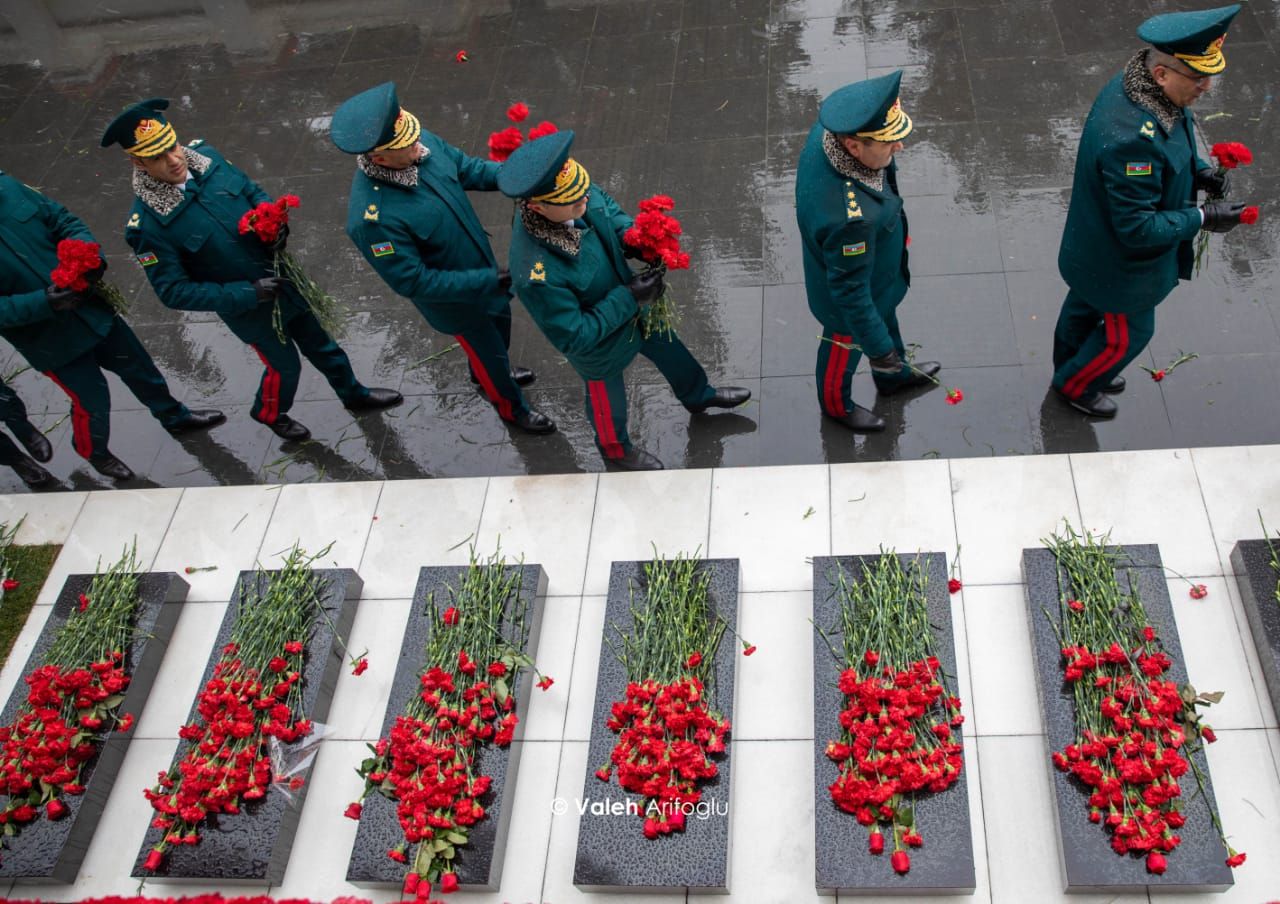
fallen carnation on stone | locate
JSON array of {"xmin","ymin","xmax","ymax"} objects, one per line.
[
  {"xmin": 947, "ymin": 578, "xmax": 962, "ymax": 594},
  {"xmin": 945, "ymin": 387, "xmax": 963, "ymax": 405},
  {"xmin": 1189, "ymin": 584, "xmax": 1208, "ymax": 600}
]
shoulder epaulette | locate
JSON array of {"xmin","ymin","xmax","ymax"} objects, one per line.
[{"xmin": 843, "ymin": 180, "xmax": 863, "ymax": 219}]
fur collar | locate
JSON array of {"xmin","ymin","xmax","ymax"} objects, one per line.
[
  {"xmin": 131, "ymin": 147, "xmax": 212, "ymax": 217},
  {"xmin": 519, "ymin": 201, "xmax": 582, "ymax": 257},
  {"xmin": 1123, "ymin": 49, "xmax": 1182, "ymax": 133},
  {"xmin": 822, "ymin": 129, "xmax": 885, "ymax": 192},
  {"xmin": 357, "ymin": 146, "xmax": 430, "ymax": 189}
]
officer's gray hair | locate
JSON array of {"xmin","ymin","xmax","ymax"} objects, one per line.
[{"xmin": 1147, "ymin": 49, "xmax": 1182, "ymax": 74}]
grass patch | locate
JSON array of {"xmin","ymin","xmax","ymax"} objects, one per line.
[{"xmin": 0, "ymin": 543, "xmax": 61, "ymax": 668}]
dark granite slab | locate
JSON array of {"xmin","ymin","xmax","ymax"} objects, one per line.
[
  {"xmin": 1022, "ymin": 544, "xmax": 1233, "ymax": 893},
  {"xmin": 573, "ymin": 558, "xmax": 738, "ymax": 893},
  {"xmin": 0, "ymin": 571, "xmax": 189, "ymax": 883},
  {"xmin": 345, "ymin": 563, "xmax": 548, "ymax": 889},
  {"xmin": 1230, "ymin": 539, "xmax": 1280, "ymax": 723},
  {"xmin": 130, "ymin": 568, "xmax": 362, "ymax": 883},
  {"xmin": 811, "ymin": 553, "xmax": 975, "ymax": 896}
]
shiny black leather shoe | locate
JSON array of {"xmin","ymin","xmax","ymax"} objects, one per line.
[
  {"xmin": 875, "ymin": 361, "xmax": 942, "ymax": 396},
  {"xmin": 88, "ymin": 452, "xmax": 135, "ymax": 481},
  {"xmin": 824, "ymin": 405, "xmax": 886, "ymax": 433},
  {"xmin": 471, "ymin": 366, "xmax": 537, "ymax": 388},
  {"xmin": 12, "ymin": 456, "xmax": 53, "ymax": 489},
  {"xmin": 14, "ymin": 422, "xmax": 52, "ymax": 462},
  {"xmin": 605, "ymin": 447, "xmax": 664, "ymax": 471},
  {"xmin": 344, "ymin": 388, "xmax": 403, "ymax": 411},
  {"xmin": 1053, "ymin": 386, "xmax": 1118, "ymax": 418},
  {"xmin": 509, "ymin": 408, "xmax": 556, "ymax": 435},
  {"xmin": 165, "ymin": 409, "xmax": 226, "ymax": 434},
  {"xmin": 260, "ymin": 415, "xmax": 311, "ymax": 441},
  {"xmin": 1101, "ymin": 375, "xmax": 1125, "ymax": 394},
  {"xmin": 685, "ymin": 386, "xmax": 751, "ymax": 414}
]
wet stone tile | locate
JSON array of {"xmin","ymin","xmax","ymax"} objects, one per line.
[
  {"xmin": 957, "ymin": 1, "xmax": 1066, "ymax": 61},
  {"xmin": 676, "ymin": 24, "xmax": 771, "ymax": 84},
  {"xmin": 341, "ymin": 23, "xmax": 427, "ymax": 63},
  {"xmin": 895, "ymin": 273, "xmax": 1020, "ymax": 368},
  {"xmin": 684, "ymin": 0, "xmax": 773, "ymax": 27},
  {"xmin": 585, "ymin": 31, "xmax": 680, "ymax": 92},
  {"xmin": 762, "ymin": 284, "xmax": 822, "ymax": 378},
  {"xmin": 862, "ymin": 7, "xmax": 962, "ymax": 70},
  {"xmin": 667, "ymin": 76, "xmax": 769, "ymax": 142},
  {"xmin": 492, "ymin": 39, "xmax": 588, "ymax": 94},
  {"xmin": 993, "ymin": 187, "xmax": 1072, "ymax": 273},
  {"xmin": 1051, "ymin": 0, "xmax": 1154, "ymax": 55},
  {"xmin": 902, "ymin": 191, "xmax": 1003, "ymax": 276},
  {"xmin": 968, "ymin": 56, "xmax": 1093, "ymax": 124},
  {"xmin": 869, "ymin": 60, "xmax": 975, "ymax": 125},
  {"xmin": 594, "ymin": 0, "xmax": 683, "ymax": 35},
  {"xmin": 573, "ymin": 83, "xmax": 673, "ymax": 149},
  {"xmin": 659, "ymin": 137, "xmax": 768, "ymax": 211}
]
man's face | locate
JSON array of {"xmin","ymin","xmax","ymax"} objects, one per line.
[
  {"xmin": 842, "ymin": 136, "xmax": 904, "ymax": 170},
  {"xmin": 1153, "ymin": 62, "xmax": 1213, "ymax": 107},
  {"xmin": 369, "ymin": 141, "xmax": 426, "ymax": 170},
  {"xmin": 530, "ymin": 194, "xmax": 589, "ymax": 223},
  {"xmin": 133, "ymin": 145, "xmax": 188, "ymax": 184}
]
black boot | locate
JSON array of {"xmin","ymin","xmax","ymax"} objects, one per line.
[
  {"xmin": 824, "ymin": 405, "xmax": 886, "ymax": 433},
  {"xmin": 685, "ymin": 386, "xmax": 752, "ymax": 413},
  {"xmin": 88, "ymin": 452, "xmax": 135, "ymax": 481},
  {"xmin": 876, "ymin": 361, "xmax": 941, "ymax": 396},
  {"xmin": 509, "ymin": 409, "xmax": 556, "ymax": 435},
  {"xmin": 345, "ymin": 388, "xmax": 403, "ymax": 411},
  {"xmin": 472, "ymin": 367, "xmax": 537, "ymax": 387},
  {"xmin": 165, "ymin": 408, "xmax": 226, "ymax": 434},
  {"xmin": 606, "ymin": 447, "xmax": 664, "ymax": 471},
  {"xmin": 11, "ymin": 455, "xmax": 53, "ymax": 489},
  {"xmin": 259, "ymin": 415, "xmax": 311, "ymax": 441},
  {"xmin": 13, "ymin": 422, "xmax": 52, "ymax": 462},
  {"xmin": 1101, "ymin": 375, "xmax": 1125, "ymax": 394},
  {"xmin": 1053, "ymin": 386, "xmax": 1118, "ymax": 418}
]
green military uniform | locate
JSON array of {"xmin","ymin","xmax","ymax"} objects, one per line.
[
  {"xmin": 332, "ymin": 82, "xmax": 547, "ymax": 432},
  {"xmin": 0, "ymin": 170, "xmax": 196, "ymax": 466},
  {"xmin": 795, "ymin": 71, "xmax": 936, "ymax": 431},
  {"xmin": 1053, "ymin": 5, "xmax": 1241, "ymax": 412}
]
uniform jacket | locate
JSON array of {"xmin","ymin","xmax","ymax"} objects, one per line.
[
  {"xmin": 508, "ymin": 188, "xmax": 642, "ymax": 380},
  {"xmin": 346, "ymin": 130, "xmax": 509, "ymax": 335},
  {"xmin": 124, "ymin": 142, "xmax": 306, "ymax": 347},
  {"xmin": 1058, "ymin": 53, "xmax": 1207, "ymax": 313},
  {"xmin": 0, "ymin": 173, "xmax": 116, "ymax": 370},
  {"xmin": 795, "ymin": 123, "xmax": 910, "ymax": 359}
]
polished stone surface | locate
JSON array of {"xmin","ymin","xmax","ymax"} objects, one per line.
[
  {"xmin": 1230, "ymin": 540, "xmax": 1280, "ymax": 726},
  {"xmin": 0, "ymin": 0, "xmax": 1276, "ymax": 490}
]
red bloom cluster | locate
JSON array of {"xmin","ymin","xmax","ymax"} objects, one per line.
[
  {"xmin": 487, "ymin": 127, "xmax": 524, "ymax": 163},
  {"xmin": 141, "ymin": 640, "xmax": 311, "ymax": 870},
  {"xmin": 51, "ymin": 238, "xmax": 104, "ymax": 292},
  {"xmin": 0, "ymin": 897, "xmax": 374, "ymax": 904},
  {"xmin": 826, "ymin": 654, "xmax": 964, "ymax": 875},
  {"xmin": 1241, "ymin": 206, "xmax": 1261, "ymax": 225},
  {"xmin": 945, "ymin": 387, "xmax": 964, "ymax": 405},
  {"xmin": 598, "ymin": 675, "xmax": 729, "ymax": 839},
  {"xmin": 1211, "ymin": 142, "xmax": 1253, "ymax": 169},
  {"xmin": 0, "ymin": 653, "xmax": 132, "ymax": 834},
  {"xmin": 506, "ymin": 102, "xmax": 529, "ymax": 123},
  {"xmin": 623, "ymin": 195, "xmax": 691, "ymax": 271},
  {"xmin": 528, "ymin": 121, "xmax": 559, "ymax": 140},
  {"xmin": 237, "ymin": 195, "xmax": 299, "ymax": 245}
]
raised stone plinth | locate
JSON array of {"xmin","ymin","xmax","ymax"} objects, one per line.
[
  {"xmin": 573, "ymin": 558, "xmax": 739, "ymax": 893},
  {"xmin": 811, "ymin": 553, "xmax": 975, "ymax": 896},
  {"xmin": 1230, "ymin": 540, "xmax": 1280, "ymax": 722},
  {"xmin": 131, "ymin": 568, "xmax": 361, "ymax": 883},
  {"xmin": 346, "ymin": 563, "xmax": 547, "ymax": 889},
  {"xmin": 0, "ymin": 572, "xmax": 189, "ymax": 883},
  {"xmin": 1023, "ymin": 544, "xmax": 1232, "ymax": 893}
]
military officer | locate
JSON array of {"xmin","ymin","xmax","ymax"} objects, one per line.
[
  {"xmin": 1053, "ymin": 5, "xmax": 1246, "ymax": 418},
  {"xmin": 102, "ymin": 99, "xmax": 402, "ymax": 442},
  {"xmin": 0, "ymin": 168, "xmax": 223, "ymax": 481},
  {"xmin": 498, "ymin": 130, "xmax": 750, "ymax": 471},
  {"xmin": 331, "ymin": 82, "xmax": 554, "ymax": 435},
  {"xmin": 795, "ymin": 71, "xmax": 940, "ymax": 434},
  {"xmin": 0, "ymin": 381, "xmax": 54, "ymax": 489}
]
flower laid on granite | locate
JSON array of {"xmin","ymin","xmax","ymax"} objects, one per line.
[
  {"xmin": 238, "ymin": 194, "xmax": 349, "ymax": 341},
  {"xmin": 1044, "ymin": 525, "xmax": 1244, "ymax": 875},
  {"xmin": 51, "ymin": 238, "xmax": 130, "ymax": 314},
  {"xmin": 817, "ymin": 553, "xmax": 965, "ymax": 876},
  {"xmin": 1142, "ymin": 350, "xmax": 1197, "ymax": 383},
  {"xmin": 487, "ymin": 102, "xmax": 559, "ymax": 162},
  {"xmin": 593, "ymin": 552, "xmax": 741, "ymax": 840},
  {"xmin": 1, "ymin": 897, "xmax": 375, "ymax": 904},
  {"xmin": 622, "ymin": 194, "xmax": 691, "ymax": 340},
  {"xmin": 141, "ymin": 544, "xmax": 338, "ymax": 872},
  {"xmin": 0, "ymin": 544, "xmax": 142, "ymax": 854},
  {"xmin": 346, "ymin": 550, "xmax": 550, "ymax": 897}
]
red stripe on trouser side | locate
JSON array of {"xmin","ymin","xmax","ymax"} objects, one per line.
[
  {"xmin": 823, "ymin": 334, "xmax": 850, "ymax": 417},
  {"xmin": 251, "ymin": 345, "xmax": 282, "ymax": 423},
  {"xmin": 1064, "ymin": 313, "xmax": 1129, "ymax": 399},
  {"xmin": 587, "ymin": 380, "xmax": 625, "ymax": 459},
  {"xmin": 44, "ymin": 372, "xmax": 93, "ymax": 459},
  {"xmin": 456, "ymin": 335, "xmax": 513, "ymax": 420}
]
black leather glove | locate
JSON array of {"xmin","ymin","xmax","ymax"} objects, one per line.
[
  {"xmin": 627, "ymin": 269, "xmax": 665, "ymax": 306},
  {"xmin": 87, "ymin": 258, "xmax": 108, "ymax": 284},
  {"xmin": 253, "ymin": 277, "xmax": 285, "ymax": 303},
  {"xmin": 496, "ymin": 268, "xmax": 512, "ymax": 292},
  {"xmin": 868, "ymin": 351, "xmax": 904, "ymax": 374},
  {"xmin": 1195, "ymin": 167, "xmax": 1230, "ymax": 197},
  {"xmin": 622, "ymin": 245, "xmax": 645, "ymax": 261},
  {"xmin": 46, "ymin": 285, "xmax": 85, "ymax": 312},
  {"xmin": 270, "ymin": 224, "xmax": 289, "ymax": 253},
  {"xmin": 1201, "ymin": 200, "xmax": 1246, "ymax": 234}
]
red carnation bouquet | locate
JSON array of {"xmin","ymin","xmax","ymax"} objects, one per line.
[
  {"xmin": 237, "ymin": 194, "xmax": 348, "ymax": 342},
  {"xmin": 487, "ymin": 101, "xmax": 558, "ymax": 162},
  {"xmin": 0, "ymin": 545, "xmax": 143, "ymax": 857},
  {"xmin": 51, "ymin": 239, "xmax": 129, "ymax": 314},
  {"xmin": 344, "ymin": 551, "xmax": 553, "ymax": 900},
  {"xmin": 622, "ymin": 194, "xmax": 691, "ymax": 339},
  {"xmin": 1196, "ymin": 140, "xmax": 1260, "ymax": 273}
]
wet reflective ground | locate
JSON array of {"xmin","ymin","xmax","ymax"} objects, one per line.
[{"xmin": 0, "ymin": 0, "xmax": 1278, "ymax": 492}]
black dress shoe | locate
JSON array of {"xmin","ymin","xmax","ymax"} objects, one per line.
[
  {"xmin": 11, "ymin": 456, "xmax": 53, "ymax": 489},
  {"xmin": 471, "ymin": 367, "xmax": 537, "ymax": 388},
  {"xmin": 344, "ymin": 388, "xmax": 403, "ymax": 411},
  {"xmin": 14, "ymin": 423, "xmax": 52, "ymax": 462},
  {"xmin": 824, "ymin": 405, "xmax": 886, "ymax": 433},
  {"xmin": 685, "ymin": 386, "xmax": 752, "ymax": 414},
  {"xmin": 1053, "ymin": 386, "xmax": 1118, "ymax": 418},
  {"xmin": 165, "ymin": 409, "xmax": 226, "ymax": 434},
  {"xmin": 1101, "ymin": 375, "xmax": 1125, "ymax": 394},
  {"xmin": 88, "ymin": 452, "xmax": 135, "ymax": 481},
  {"xmin": 876, "ymin": 361, "xmax": 942, "ymax": 396},
  {"xmin": 509, "ymin": 408, "xmax": 556, "ymax": 434},
  {"xmin": 259, "ymin": 415, "xmax": 311, "ymax": 441},
  {"xmin": 605, "ymin": 447, "xmax": 664, "ymax": 471}
]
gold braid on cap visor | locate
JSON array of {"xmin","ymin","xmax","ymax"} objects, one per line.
[
  {"xmin": 374, "ymin": 108, "xmax": 422, "ymax": 151},
  {"xmin": 531, "ymin": 157, "xmax": 591, "ymax": 204},
  {"xmin": 854, "ymin": 99, "xmax": 913, "ymax": 142},
  {"xmin": 1174, "ymin": 34, "xmax": 1227, "ymax": 74},
  {"xmin": 127, "ymin": 119, "xmax": 178, "ymax": 157}
]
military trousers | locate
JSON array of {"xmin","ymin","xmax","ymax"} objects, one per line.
[
  {"xmin": 248, "ymin": 309, "xmax": 365, "ymax": 425},
  {"xmin": 815, "ymin": 311, "xmax": 910, "ymax": 417},
  {"xmin": 582, "ymin": 330, "xmax": 713, "ymax": 459},
  {"xmin": 0, "ymin": 382, "xmax": 34, "ymax": 466},
  {"xmin": 1052, "ymin": 291, "xmax": 1156, "ymax": 399},
  {"xmin": 453, "ymin": 305, "xmax": 530, "ymax": 421},
  {"xmin": 43, "ymin": 317, "xmax": 188, "ymax": 460}
]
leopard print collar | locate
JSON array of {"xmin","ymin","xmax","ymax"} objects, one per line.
[
  {"xmin": 822, "ymin": 129, "xmax": 885, "ymax": 192},
  {"xmin": 357, "ymin": 146, "xmax": 430, "ymax": 189},
  {"xmin": 519, "ymin": 201, "xmax": 582, "ymax": 257},
  {"xmin": 131, "ymin": 147, "xmax": 212, "ymax": 217},
  {"xmin": 1123, "ymin": 49, "xmax": 1182, "ymax": 133}
]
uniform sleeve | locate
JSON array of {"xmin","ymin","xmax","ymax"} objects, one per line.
[
  {"xmin": 125, "ymin": 224, "xmax": 259, "ymax": 316},
  {"xmin": 350, "ymin": 216, "xmax": 501, "ymax": 302},
  {"xmin": 823, "ymin": 219, "xmax": 894, "ymax": 359},
  {"xmin": 1096, "ymin": 138, "xmax": 1202, "ymax": 250},
  {"xmin": 0, "ymin": 183, "xmax": 90, "ymax": 328},
  {"xmin": 514, "ymin": 275, "xmax": 638, "ymax": 359},
  {"xmin": 0, "ymin": 287, "xmax": 53, "ymax": 329},
  {"xmin": 597, "ymin": 189, "xmax": 635, "ymax": 246},
  {"xmin": 442, "ymin": 141, "xmax": 501, "ymax": 191},
  {"xmin": 34, "ymin": 184, "xmax": 96, "ymax": 245}
]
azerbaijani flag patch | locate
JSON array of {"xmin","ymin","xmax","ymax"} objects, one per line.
[
  {"xmin": 371, "ymin": 241, "xmax": 395, "ymax": 257},
  {"xmin": 136, "ymin": 251, "xmax": 158, "ymax": 267},
  {"xmin": 1125, "ymin": 162, "xmax": 1153, "ymax": 176},
  {"xmin": 842, "ymin": 242, "xmax": 867, "ymax": 256}
]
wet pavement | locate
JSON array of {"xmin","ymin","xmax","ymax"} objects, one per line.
[{"xmin": 0, "ymin": 0, "xmax": 1277, "ymax": 492}]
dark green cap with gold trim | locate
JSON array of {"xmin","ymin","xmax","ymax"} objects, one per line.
[
  {"xmin": 331, "ymin": 81, "xmax": 422, "ymax": 155},
  {"xmin": 497, "ymin": 130, "xmax": 591, "ymax": 204},
  {"xmin": 819, "ymin": 70, "xmax": 913, "ymax": 141},
  {"xmin": 1138, "ymin": 4, "xmax": 1240, "ymax": 74},
  {"xmin": 100, "ymin": 98, "xmax": 179, "ymax": 157}
]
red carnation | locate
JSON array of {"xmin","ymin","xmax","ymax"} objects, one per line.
[
  {"xmin": 1189, "ymin": 584, "xmax": 1208, "ymax": 600},
  {"xmin": 742, "ymin": 644, "xmax": 757, "ymax": 656},
  {"xmin": 440, "ymin": 871, "xmax": 460, "ymax": 892},
  {"xmin": 487, "ymin": 661, "xmax": 508, "ymax": 677},
  {"xmin": 388, "ymin": 846, "xmax": 407, "ymax": 863},
  {"xmin": 1240, "ymin": 205, "xmax": 1260, "ymax": 225},
  {"xmin": 45, "ymin": 799, "xmax": 68, "ymax": 820},
  {"xmin": 506, "ymin": 102, "xmax": 529, "ymax": 123},
  {"xmin": 1211, "ymin": 141, "xmax": 1253, "ymax": 169},
  {"xmin": 945, "ymin": 387, "xmax": 964, "ymax": 405},
  {"xmin": 537, "ymin": 675, "xmax": 554, "ymax": 690},
  {"xmin": 352, "ymin": 657, "xmax": 369, "ymax": 676},
  {"xmin": 403, "ymin": 872, "xmax": 423, "ymax": 895},
  {"xmin": 143, "ymin": 848, "xmax": 164, "ymax": 871},
  {"xmin": 595, "ymin": 766, "xmax": 611, "ymax": 782},
  {"xmin": 1147, "ymin": 851, "xmax": 1167, "ymax": 874},
  {"xmin": 869, "ymin": 830, "xmax": 885, "ymax": 854},
  {"xmin": 455, "ymin": 49, "xmax": 469, "ymax": 63},
  {"xmin": 442, "ymin": 606, "xmax": 460, "ymax": 625},
  {"xmin": 77, "ymin": 592, "xmax": 90, "ymax": 612},
  {"xmin": 2, "ymin": 578, "xmax": 17, "ymax": 591},
  {"xmin": 624, "ymin": 195, "xmax": 692, "ymax": 271},
  {"xmin": 864, "ymin": 650, "xmax": 879, "ymax": 667},
  {"xmin": 283, "ymin": 641, "xmax": 304, "ymax": 654},
  {"xmin": 50, "ymin": 239, "xmax": 104, "ymax": 292},
  {"xmin": 488, "ymin": 126, "xmax": 524, "ymax": 163},
  {"xmin": 891, "ymin": 850, "xmax": 911, "ymax": 874},
  {"xmin": 1067, "ymin": 598, "xmax": 1084, "ymax": 612},
  {"xmin": 528, "ymin": 120, "xmax": 559, "ymax": 140},
  {"xmin": 344, "ymin": 801, "xmax": 362, "ymax": 820},
  {"xmin": 1226, "ymin": 851, "xmax": 1246, "ymax": 867},
  {"xmin": 686, "ymin": 651, "xmax": 702, "ymax": 669},
  {"xmin": 1201, "ymin": 725, "xmax": 1217, "ymax": 743},
  {"xmin": 947, "ymin": 578, "xmax": 962, "ymax": 594},
  {"xmin": 1151, "ymin": 369, "xmax": 1166, "ymax": 382}
]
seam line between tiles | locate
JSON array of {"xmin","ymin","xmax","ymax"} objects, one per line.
[
  {"xmin": 148, "ymin": 486, "xmax": 188, "ymax": 571},
  {"xmin": 354, "ymin": 479, "xmax": 387, "ymax": 581},
  {"xmin": 250, "ymin": 483, "xmax": 287, "ymax": 565}
]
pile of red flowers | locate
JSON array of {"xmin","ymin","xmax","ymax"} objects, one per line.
[
  {"xmin": 826, "ymin": 652, "xmax": 964, "ymax": 875},
  {"xmin": 238, "ymin": 195, "xmax": 299, "ymax": 245},
  {"xmin": 50, "ymin": 239, "xmax": 105, "ymax": 292},
  {"xmin": 596, "ymin": 672, "xmax": 729, "ymax": 839},
  {"xmin": 623, "ymin": 195, "xmax": 691, "ymax": 271},
  {"xmin": 487, "ymin": 101, "xmax": 559, "ymax": 162},
  {"xmin": 0, "ymin": 897, "xmax": 374, "ymax": 904}
]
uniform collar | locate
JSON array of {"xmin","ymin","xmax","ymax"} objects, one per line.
[
  {"xmin": 132, "ymin": 146, "xmax": 212, "ymax": 217},
  {"xmin": 519, "ymin": 200, "xmax": 583, "ymax": 257},
  {"xmin": 1123, "ymin": 49, "xmax": 1183, "ymax": 133},
  {"xmin": 821, "ymin": 129, "xmax": 886, "ymax": 192},
  {"xmin": 357, "ymin": 146, "xmax": 430, "ymax": 189}
]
